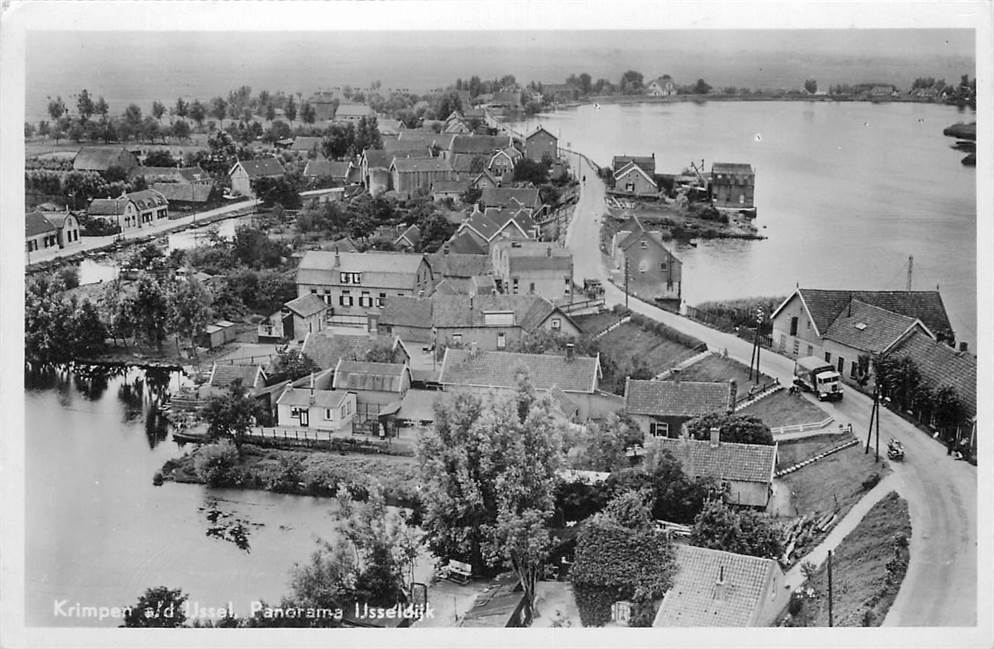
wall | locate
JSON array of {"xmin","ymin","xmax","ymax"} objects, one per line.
[
  {"xmin": 632, "ymin": 413, "xmax": 690, "ymax": 439},
  {"xmin": 622, "ymin": 242, "xmax": 681, "ymax": 301},
  {"xmin": 230, "ymin": 166, "xmax": 253, "ymax": 198},
  {"xmin": 821, "ymin": 338, "xmax": 871, "ymax": 385},
  {"xmin": 724, "ymin": 479, "xmax": 770, "ymax": 509},
  {"xmin": 771, "ymin": 296, "xmax": 822, "ymax": 358},
  {"xmin": 437, "ymin": 326, "xmax": 523, "ymax": 352},
  {"xmin": 526, "ymin": 132, "xmax": 557, "ymax": 162},
  {"xmin": 712, "ymin": 175, "xmax": 755, "ymax": 208},
  {"xmin": 614, "ymin": 166, "xmax": 657, "ymax": 196}
]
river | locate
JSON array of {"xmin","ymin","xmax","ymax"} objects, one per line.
[
  {"xmin": 24, "ymin": 367, "xmax": 392, "ymax": 628},
  {"xmin": 511, "ymin": 100, "xmax": 977, "ymax": 349}
]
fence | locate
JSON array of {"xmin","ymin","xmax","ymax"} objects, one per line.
[
  {"xmin": 684, "ymin": 305, "xmax": 774, "ymax": 348},
  {"xmin": 733, "ymin": 380, "xmax": 782, "ymax": 410},
  {"xmin": 774, "ymin": 437, "xmax": 860, "ymax": 477},
  {"xmin": 559, "ymin": 298, "xmax": 606, "ymax": 315},
  {"xmin": 770, "ymin": 417, "xmax": 836, "ymax": 438},
  {"xmin": 593, "ymin": 315, "xmax": 632, "ymax": 339},
  {"xmin": 327, "ymin": 314, "xmax": 369, "ymax": 329}
]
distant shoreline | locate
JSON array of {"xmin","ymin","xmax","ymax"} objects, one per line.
[{"xmin": 552, "ymin": 93, "xmax": 975, "ymax": 109}]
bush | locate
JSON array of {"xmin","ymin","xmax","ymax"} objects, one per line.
[
  {"xmin": 861, "ymin": 472, "xmax": 881, "ymax": 491},
  {"xmin": 193, "ymin": 441, "xmax": 241, "ymax": 487}
]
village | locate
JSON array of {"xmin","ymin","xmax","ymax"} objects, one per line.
[{"xmin": 22, "ymin": 75, "xmax": 977, "ymax": 631}]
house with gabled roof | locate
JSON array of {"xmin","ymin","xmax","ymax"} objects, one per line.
[
  {"xmin": 646, "ymin": 75, "xmax": 677, "ymax": 97},
  {"xmin": 228, "ymin": 157, "xmax": 286, "ymax": 198},
  {"xmin": 612, "ymin": 155, "xmax": 658, "ymax": 196},
  {"xmin": 73, "ymin": 146, "xmax": 139, "ymax": 173},
  {"xmin": 206, "ymin": 362, "xmax": 268, "ymax": 396},
  {"xmin": 711, "ymin": 163, "xmax": 755, "ymax": 210},
  {"xmin": 479, "ymin": 187, "xmax": 542, "ymax": 213},
  {"xmin": 525, "ymin": 126, "xmax": 558, "ymax": 163},
  {"xmin": 431, "ymin": 179, "xmax": 470, "ymax": 202},
  {"xmin": 487, "ymin": 146, "xmax": 522, "ymax": 180},
  {"xmin": 290, "ymin": 136, "xmax": 325, "ymax": 157},
  {"xmin": 295, "ymin": 249, "xmax": 434, "ymax": 317},
  {"xmin": 455, "ymin": 206, "xmax": 539, "ymax": 253},
  {"xmin": 653, "ymin": 428, "xmax": 777, "ymax": 509},
  {"xmin": 390, "ymin": 157, "xmax": 454, "ymax": 199},
  {"xmin": 613, "ymin": 219, "xmax": 682, "ymax": 303},
  {"xmin": 490, "ymin": 240, "xmax": 573, "ymax": 302},
  {"xmin": 393, "ymin": 224, "xmax": 422, "ymax": 251},
  {"xmin": 303, "ymin": 159, "xmax": 354, "ymax": 186},
  {"xmin": 770, "ymin": 287, "xmax": 953, "ymax": 366},
  {"xmin": 258, "ymin": 293, "xmax": 330, "ymax": 343},
  {"xmin": 130, "ymin": 166, "xmax": 214, "ymax": 206},
  {"xmin": 653, "ymin": 545, "xmax": 785, "ymax": 626},
  {"xmin": 471, "ymin": 169, "xmax": 501, "ymax": 190},
  {"xmin": 25, "ymin": 210, "xmax": 81, "ymax": 256},
  {"xmin": 332, "ymin": 359, "xmax": 412, "ymax": 423},
  {"xmin": 88, "ymin": 189, "xmax": 169, "ymax": 231},
  {"xmin": 300, "ymin": 331, "xmax": 409, "ymax": 371},
  {"xmin": 427, "ymin": 251, "xmax": 494, "ymax": 280},
  {"xmin": 446, "ymin": 230, "xmax": 490, "ymax": 255},
  {"xmin": 449, "ymin": 134, "xmax": 513, "ymax": 158},
  {"xmin": 334, "ymin": 102, "xmax": 374, "ymax": 122},
  {"xmin": 275, "ymin": 385, "xmax": 356, "ymax": 433},
  {"xmin": 624, "ymin": 378, "xmax": 736, "ymax": 440}
]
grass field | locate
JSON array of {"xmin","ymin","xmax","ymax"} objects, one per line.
[
  {"xmin": 740, "ymin": 390, "xmax": 830, "ymax": 429},
  {"xmin": 597, "ymin": 321, "xmax": 699, "ymax": 375},
  {"xmin": 573, "ymin": 311, "xmax": 625, "ymax": 337},
  {"xmin": 787, "ymin": 492, "xmax": 911, "ymax": 627},
  {"xmin": 776, "ymin": 433, "xmax": 855, "ymax": 471},
  {"xmin": 779, "ymin": 439, "xmax": 890, "ymax": 519},
  {"xmin": 677, "ymin": 353, "xmax": 775, "ymax": 386}
]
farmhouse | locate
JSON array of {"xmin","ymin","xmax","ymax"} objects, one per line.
[
  {"xmin": 73, "ymin": 146, "xmax": 139, "ymax": 173},
  {"xmin": 524, "ymin": 126, "xmax": 558, "ymax": 163},
  {"xmin": 228, "ymin": 157, "xmax": 286, "ymax": 198},
  {"xmin": 25, "ymin": 210, "xmax": 81, "ymax": 255}
]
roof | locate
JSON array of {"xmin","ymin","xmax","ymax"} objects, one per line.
[
  {"xmin": 152, "ymin": 182, "xmax": 212, "ymax": 203},
  {"xmin": 392, "ymin": 157, "xmax": 453, "ymax": 174},
  {"xmin": 625, "ymin": 379, "xmax": 733, "ymax": 418},
  {"xmin": 320, "ymin": 237, "xmax": 360, "ymax": 253},
  {"xmin": 232, "ymin": 157, "xmax": 286, "ymax": 179},
  {"xmin": 73, "ymin": 146, "xmax": 136, "ymax": 171},
  {"xmin": 612, "ymin": 155, "xmax": 655, "ymax": 175},
  {"xmin": 711, "ymin": 162, "xmax": 754, "ymax": 175},
  {"xmin": 493, "ymin": 241, "xmax": 573, "ymax": 273},
  {"xmin": 823, "ymin": 299, "xmax": 928, "ymax": 353},
  {"xmin": 296, "ymin": 250, "xmax": 428, "ymax": 290},
  {"xmin": 25, "ymin": 211, "xmax": 58, "ymax": 237},
  {"xmin": 619, "ymin": 229, "xmax": 677, "ymax": 258},
  {"xmin": 463, "ymin": 207, "xmax": 534, "ymax": 242},
  {"xmin": 379, "ymin": 296, "xmax": 434, "ymax": 329},
  {"xmin": 450, "ymin": 134, "xmax": 512, "ymax": 155},
  {"xmin": 459, "ymin": 573, "xmax": 524, "ymax": 628},
  {"xmin": 614, "ymin": 161, "xmax": 658, "ymax": 186},
  {"xmin": 130, "ymin": 166, "xmax": 210, "ymax": 184},
  {"xmin": 430, "ymin": 294, "xmax": 561, "ymax": 330},
  {"xmin": 332, "ymin": 360, "xmax": 409, "ymax": 393},
  {"xmin": 209, "ymin": 363, "xmax": 264, "ymax": 389},
  {"xmin": 302, "ymin": 332, "xmax": 399, "ymax": 371},
  {"xmin": 774, "ymin": 289, "xmax": 953, "ymax": 339},
  {"xmin": 126, "ymin": 189, "xmax": 168, "ymax": 210},
  {"xmin": 526, "ymin": 126, "xmax": 557, "ymax": 142},
  {"xmin": 284, "ymin": 293, "xmax": 330, "ymax": 318},
  {"xmin": 394, "ymin": 224, "xmax": 422, "ymax": 247},
  {"xmin": 440, "ymin": 348, "xmax": 599, "ymax": 394},
  {"xmin": 363, "ymin": 149, "xmax": 393, "ymax": 170},
  {"xmin": 291, "ymin": 136, "xmax": 324, "ymax": 151},
  {"xmin": 303, "ymin": 159, "xmax": 351, "ymax": 179},
  {"xmin": 653, "ymin": 437, "xmax": 777, "ymax": 484},
  {"xmin": 335, "ymin": 103, "xmax": 373, "ymax": 118},
  {"xmin": 887, "ymin": 329, "xmax": 977, "ymax": 417},
  {"xmin": 653, "ymin": 545, "xmax": 781, "ymax": 627},
  {"xmin": 277, "ymin": 387, "xmax": 350, "ymax": 409},
  {"xmin": 446, "ymin": 230, "xmax": 489, "ymax": 255},
  {"xmin": 432, "ymin": 179, "xmax": 470, "ymax": 194},
  {"xmin": 88, "ymin": 189, "xmax": 168, "ymax": 215},
  {"xmin": 480, "ymin": 187, "xmax": 540, "ymax": 209},
  {"xmin": 427, "ymin": 252, "xmax": 493, "ymax": 278},
  {"xmin": 395, "ymin": 388, "xmax": 442, "ymax": 422}
]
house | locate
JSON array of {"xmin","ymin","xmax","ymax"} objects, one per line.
[
  {"xmin": 653, "ymin": 545, "xmax": 785, "ymax": 627},
  {"xmin": 431, "ymin": 179, "xmax": 469, "ymax": 202},
  {"xmin": 646, "ymin": 75, "xmax": 677, "ymax": 97},
  {"xmin": 290, "ymin": 136, "xmax": 325, "ymax": 157},
  {"xmin": 612, "ymin": 155, "xmax": 658, "ymax": 196},
  {"xmin": 319, "ymin": 236, "xmax": 360, "ymax": 253},
  {"xmin": 130, "ymin": 166, "xmax": 213, "ymax": 206},
  {"xmin": 710, "ymin": 163, "xmax": 755, "ymax": 210},
  {"xmin": 442, "ymin": 111, "xmax": 472, "ymax": 134},
  {"xmin": 472, "ymin": 169, "xmax": 501, "ymax": 190},
  {"xmin": 332, "ymin": 360, "xmax": 412, "ymax": 423},
  {"xmin": 433, "ymin": 276, "xmax": 495, "ymax": 297},
  {"xmin": 206, "ymin": 362, "xmax": 267, "ymax": 395},
  {"xmin": 228, "ymin": 157, "xmax": 286, "ymax": 198},
  {"xmin": 613, "ymin": 222, "xmax": 682, "ymax": 303},
  {"xmin": 275, "ymin": 386, "xmax": 356, "ymax": 432},
  {"xmin": 390, "ymin": 157, "xmax": 454, "ymax": 200},
  {"xmin": 25, "ymin": 210, "xmax": 81, "ymax": 255},
  {"xmin": 446, "ymin": 230, "xmax": 490, "ymax": 255},
  {"xmin": 488, "ymin": 91, "xmax": 522, "ymax": 111},
  {"xmin": 258, "ymin": 293, "xmax": 330, "ymax": 343},
  {"xmin": 300, "ymin": 331, "xmax": 409, "ymax": 371},
  {"xmin": 72, "ymin": 146, "xmax": 139, "ymax": 173},
  {"xmin": 87, "ymin": 189, "xmax": 169, "ymax": 232},
  {"xmin": 306, "ymin": 91, "xmax": 342, "ymax": 121},
  {"xmin": 335, "ymin": 103, "xmax": 374, "ymax": 122},
  {"xmin": 770, "ymin": 288, "xmax": 954, "ymax": 362},
  {"xmin": 295, "ymin": 249, "xmax": 434, "ymax": 316},
  {"xmin": 439, "ymin": 347, "xmax": 622, "ymax": 420},
  {"xmin": 624, "ymin": 378, "xmax": 736, "ymax": 439},
  {"xmin": 653, "ymin": 429, "xmax": 777, "ymax": 509},
  {"xmin": 392, "ymin": 225, "xmax": 421, "ymax": 251},
  {"xmin": 449, "ymin": 134, "xmax": 513, "ymax": 159},
  {"xmin": 384, "ymin": 133, "xmax": 438, "ymax": 158},
  {"xmin": 455, "ymin": 207, "xmax": 539, "ymax": 253},
  {"xmin": 393, "ymin": 388, "xmax": 443, "ymax": 428},
  {"xmin": 359, "ymin": 149, "xmax": 394, "ymax": 195},
  {"xmin": 491, "ymin": 240, "xmax": 573, "ymax": 302},
  {"xmin": 427, "ymin": 251, "xmax": 494, "ymax": 281},
  {"xmin": 488, "ymin": 146, "xmax": 522, "ymax": 180},
  {"xmin": 197, "ymin": 320, "xmax": 239, "ymax": 349},
  {"xmin": 479, "ymin": 187, "xmax": 542, "ymax": 213},
  {"xmin": 377, "ymin": 118, "xmax": 404, "ymax": 136},
  {"xmin": 524, "ymin": 126, "xmax": 558, "ymax": 163},
  {"xmin": 821, "ymin": 299, "xmax": 934, "ymax": 383}
]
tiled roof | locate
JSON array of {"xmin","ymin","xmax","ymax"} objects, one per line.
[
  {"xmin": 302, "ymin": 332, "xmax": 397, "ymax": 371},
  {"xmin": 73, "ymin": 146, "xmax": 136, "ymax": 171},
  {"xmin": 210, "ymin": 363, "xmax": 264, "ymax": 389},
  {"xmin": 653, "ymin": 545, "xmax": 780, "ymax": 627},
  {"xmin": 446, "ymin": 230, "xmax": 489, "ymax": 255},
  {"xmin": 625, "ymin": 379, "xmax": 733, "ymax": 417},
  {"xmin": 130, "ymin": 166, "xmax": 210, "ymax": 184},
  {"xmin": 427, "ymin": 252, "xmax": 493, "ymax": 278},
  {"xmin": 481, "ymin": 187, "xmax": 540, "ymax": 209},
  {"xmin": 291, "ymin": 136, "xmax": 324, "ymax": 151},
  {"xmin": 433, "ymin": 278, "xmax": 472, "ymax": 295},
  {"xmin": 432, "ymin": 179, "xmax": 470, "ymax": 194},
  {"xmin": 233, "ymin": 157, "xmax": 286, "ymax": 179},
  {"xmin": 463, "ymin": 207, "xmax": 533, "ymax": 242},
  {"xmin": 494, "ymin": 241, "xmax": 572, "ymax": 273},
  {"xmin": 296, "ymin": 250, "xmax": 427, "ymax": 290},
  {"xmin": 127, "ymin": 189, "xmax": 168, "ymax": 210},
  {"xmin": 152, "ymin": 183, "xmax": 212, "ymax": 203},
  {"xmin": 449, "ymin": 153, "xmax": 486, "ymax": 173},
  {"xmin": 887, "ymin": 329, "xmax": 977, "ymax": 417},
  {"xmin": 284, "ymin": 293, "xmax": 329, "ymax": 318},
  {"xmin": 396, "ymin": 388, "xmax": 442, "ymax": 422},
  {"xmin": 393, "ymin": 224, "xmax": 421, "ymax": 247},
  {"xmin": 303, "ymin": 159, "xmax": 351, "ymax": 179},
  {"xmin": 430, "ymin": 294, "xmax": 555, "ymax": 329},
  {"xmin": 277, "ymin": 387, "xmax": 349, "ymax": 409},
  {"xmin": 363, "ymin": 149, "xmax": 393, "ymax": 170},
  {"xmin": 88, "ymin": 189, "xmax": 167, "ymax": 215},
  {"xmin": 392, "ymin": 157, "xmax": 453, "ymax": 173},
  {"xmin": 450, "ymin": 134, "xmax": 512, "ymax": 155},
  {"xmin": 379, "ymin": 295, "xmax": 434, "ymax": 330},
  {"xmin": 711, "ymin": 162, "xmax": 754, "ymax": 175},
  {"xmin": 786, "ymin": 289, "xmax": 953, "ymax": 338},
  {"xmin": 440, "ymin": 348, "xmax": 599, "ymax": 394},
  {"xmin": 823, "ymin": 299, "xmax": 923, "ymax": 353},
  {"xmin": 654, "ymin": 437, "xmax": 777, "ymax": 484},
  {"xmin": 335, "ymin": 103, "xmax": 373, "ymax": 118},
  {"xmin": 612, "ymin": 155, "xmax": 655, "ymax": 175},
  {"xmin": 25, "ymin": 211, "xmax": 58, "ymax": 237},
  {"xmin": 332, "ymin": 360, "xmax": 408, "ymax": 393},
  {"xmin": 526, "ymin": 126, "xmax": 557, "ymax": 142},
  {"xmin": 432, "ymin": 133, "xmax": 456, "ymax": 149},
  {"xmin": 384, "ymin": 136, "xmax": 435, "ymax": 154}
]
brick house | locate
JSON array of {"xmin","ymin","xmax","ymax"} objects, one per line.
[
  {"xmin": 491, "ymin": 240, "xmax": 573, "ymax": 302},
  {"xmin": 479, "ymin": 187, "xmax": 542, "ymax": 213},
  {"xmin": 87, "ymin": 189, "xmax": 169, "ymax": 232},
  {"xmin": 258, "ymin": 293, "xmax": 330, "ymax": 343},
  {"xmin": 710, "ymin": 163, "xmax": 755, "ymax": 210},
  {"xmin": 25, "ymin": 211, "xmax": 81, "ymax": 256},
  {"xmin": 612, "ymin": 160, "xmax": 657, "ymax": 196},
  {"xmin": 614, "ymin": 223, "xmax": 682, "ymax": 303},
  {"xmin": 525, "ymin": 126, "xmax": 558, "ymax": 163},
  {"xmin": 275, "ymin": 387, "xmax": 356, "ymax": 433},
  {"xmin": 454, "ymin": 207, "xmax": 539, "ymax": 253},
  {"xmin": 228, "ymin": 157, "xmax": 286, "ymax": 198},
  {"xmin": 624, "ymin": 378, "xmax": 736, "ymax": 440},
  {"xmin": 488, "ymin": 146, "xmax": 522, "ymax": 181}
]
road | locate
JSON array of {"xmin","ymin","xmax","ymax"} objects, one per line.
[
  {"xmin": 26, "ymin": 198, "xmax": 257, "ymax": 266},
  {"xmin": 565, "ymin": 157, "xmax": 977, "ymax": 626}
]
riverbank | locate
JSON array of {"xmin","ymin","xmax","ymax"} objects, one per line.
[{"xmin": 563, "ymin": 93, "xmax": 969, "ymax": 109}]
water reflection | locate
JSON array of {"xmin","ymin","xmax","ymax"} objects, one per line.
[{"xmin": 199, "ymin": 497, "xmax": 265, "ymax": 553}]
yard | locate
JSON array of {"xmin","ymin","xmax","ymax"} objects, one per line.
[
  {"xmin": 597, "ymin": 321, "xmax": 700, "ymax": 376},
  {"xmin": 676, "ymin": 352, "xmax": 775, "ymax": 386},
  {"xmin": 784, "ymin": 492, "xmax": 911, "ymax": 627},
  {"xmin": 572, "ymin": 310, "xmax": 626, "ymax": 337},
  {"xmin": 739, "ymin": 390, "xmax": 831, "ymax": 430}
]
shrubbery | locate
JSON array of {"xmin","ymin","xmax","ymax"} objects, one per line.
[{"xmin": 193, "ymin": 441, "xmax": 241, "ymax": 487}]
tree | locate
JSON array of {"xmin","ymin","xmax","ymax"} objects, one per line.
[
  {"xmin": 171, "ymin": 119, "xmax": 191, "ymax": 141},
  {"xmin": 300, "ymin": 101, "xmax": 316, "ymax": 124},
  {"xmin": 174, "ymin": 97, "xmax": 189, "ymax": 118},
  {"xmin": 250, "ymin": 176, "xmax": 302, "ymax": 210},
  {"xmin": 570, "ymin": 491, "xmax": 676, "ymax": 626},
  {"xmin": 122, "ymin": 586, "xmax": 188, "ymax": 627},
  {"xmin": 131, "ymin": 273, "xmax": 169, "ymax": 349},
  {"xmin": 459, "ymin": 185, "xmax": 482, "ymax": 206},
  {"xmin": 804, "ymin": 79, "xmax": 818, "ymax": 94},
  {"xmin": 37, "ymin": 120, "xmax": 50, "ymax": 137},
  {"xmin": 566, "ymin": 413, "xmax": 641, "ymax": 472},
  {"xmin": 416, "ymin": 213, "xmax": 458, "ymax": 253},
  {"xmin": 684, "ymin": 413, "xmax": 774, "ymax": 445},
  {"xmin": 269, "ymin": 346, "xmax": 320, "ymax": 383},
  {"xmin": 167, "ymin": 276, "xmax": 214, "ymax": 356},
  {"xmin": 152, "ymin": 100, "xmax": 166, "ymax": 121},
  {"xmin": 321, "ymin": 123, "xmax": 356, "ymax": 159},
  {"xmin": 188, "ymin": 100, "xmax": 207, "ymax": 127},
  {"xmin": 607, "ymin": 447, "xmax": 716, "ymax": 524},
  {"xmin": 353, "ymin": 116, "xmax": 382, "ymax": 154},
  {"xmin": 203, "ymin": 381, "xmax": 264, "ymax": 450},
  {"xmin": 265, "ymin": 103, "xmax": 276, "ymax": 122},
  {"xmin": 94, "ymin": 96, "xmax": 109, "ymax": 118},
  {"xmin": 24, "ymin": 121, "xmax": 36, "ymax": 138},
  {"xmin": 513, "ymin": 158, "xmax": 549, "ymax": 185},
  {"xmin": 47, "ymin": 96, "xmax": 66, "ymax": 122},
  {"xmin": 286, "ymin": 95, "xmax": 297, "ymax": 123},
  {"xmin": 690, "ymin": 500, "xmax": 784, "ymax": 560},
  {"xmin": 619, "ymin": 70, "xmax": 644, "ymax": 94},
  {"xmin": 210, "ymin": 96, "xmax": 228, "ymax": 122},
  {"xmin": 693, "ymin": 78, "xmax": 712, "ymax": 95}
]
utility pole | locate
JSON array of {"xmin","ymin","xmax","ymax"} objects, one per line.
[
  {"xmin": 624, "ymin": 256, "xmax": 630, "ymax": 310},
  {"xmin": 906, "ymin": 255, "xmax": 913, "ymax": 291},
  {"xmin": 827, "ymin": 550, "xmax": 834, "ymax": 627},
  {"xmin": 865, "ymin": 353, "xmax": 882, "ymax": 462},
  {"xmin": 749, "ymin": 307, "xmax": 764, "ymax": 383}
]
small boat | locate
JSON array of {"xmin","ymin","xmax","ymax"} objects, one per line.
[
  {"xmin": 593, "ymin": 103, "xmax": 601, "ymax": 110},
  {"xmin": 688, "ymin": 240, "xmax": 698, "ymax": 247}
]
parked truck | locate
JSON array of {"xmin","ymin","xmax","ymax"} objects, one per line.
[{"xmin": 793, "ymin": 356, "xmax": 843, "ymax": 401}]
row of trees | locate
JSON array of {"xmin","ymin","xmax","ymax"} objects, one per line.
[{"xmin": 873, "ymin": 354, "xmax": 968, "ymax": 440}]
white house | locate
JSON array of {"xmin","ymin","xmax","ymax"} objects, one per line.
[{"xmin": 275, "ymin": 387, "xmax": 356, "ymax": 432}]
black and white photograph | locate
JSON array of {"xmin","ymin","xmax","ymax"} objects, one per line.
[{"xmin": 1, "ymin": 2, "xmax": 990, "ymax": 647}]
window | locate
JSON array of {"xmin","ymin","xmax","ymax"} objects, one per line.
[
  {"xmin": 837, "ymin": 357, "xmax": 844, "ymax": 373},
  {"xmin": 850, "ymin": 361, "xmax": 859, "ymax": 378},
  {"xmin": 564, "ymin": 279, "xmax": 571, "ymax": 296},
  {"xmin": 452, "ymin": 333, "xmax": 462, "ymax": 343},
  {"xmin": 825, "ymin": 352, "xmax": 832, "ymax": 363},
  {"xmin": 512, "ymin": 278, "xmax": 519, "ymax": 295},
  {"xmin": 359, "ymin": 291, "xmax": 372, "ymax": 307},
  {"xmin": 640, "ymin": 240, "xmax": 648, "ymax": 249},
  {"xmin": 323, "ymin": 289, "xmax": 331, "ymax": 304},
  {"xmin": 638, "ymin": 259, "xmax": 648, "ymax": 273},
  {"xmin": 340, "ymin": 290, "xmax": 353, "ymax": 307},
  {"xmin": 792, "ymin": 339, "xmax": 800, "ymax": 356},
  {"xmin": 660, "ymin": 261, "xmax": 668, "ymax": 271},
  {"xmin": 324, "ymin": 408, "xmax": 333, "ymax": 420},
  {"xmin": 807, "ymin": 344, "xmax": 813, "ymax": 356},
  {"xmin": 779, "ymin": 335, "xmax": 786, "ymax": 352},
  {"xmin": 377, "ymin": 292, "xmax": 387, "ymax": 307},
  {"xmin": 789, "ymin": 316, "xmax": 799, "ymax": 336},
  {"xmin": 649, "ymin": 421, "xmax": 669, "ymax": 438},
  {"xmin": 310, "ymin": 288, "xmax": 317, "ymax": 294},
  {"xmin": 340, "ymin": 272, "xmax": 349, "ymax": 284},
  {"xmin": 551, "ymin": 318, "xmax": 561, "ymax": 331},
  {"xmin": 529, "ymin": 282, "xmax": 536, "ymax": 294},
  {"xmin": 290, "ymin": 407, "xmax": 302, "ymax": 418},
  {"xmin": 806, "ymin": 320, "xmax": 811, "ymax": 330},
  {"xmin": 497, "ymin": 332, "xmax": 506, "ymax": 350}
]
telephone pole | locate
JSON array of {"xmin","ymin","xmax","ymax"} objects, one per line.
[
  {"xmin": 624, "ymin": 256, "xmax": 630, "ymax": 310},
  {"xmin": 749, "ymin": 307, "xmax": 764, "ymax": 383},
  {"xmin": 827, "ymin": 550, "xmax": 834, "ymax": 627},
  {"xmin": 906, "ymin": 255, "xmax": 913, "ymax": 291},
  {"xmin": 864, "ymin": 353, "xmax": 882, "ymax": 462}
]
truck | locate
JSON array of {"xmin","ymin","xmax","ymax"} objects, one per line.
[
  {"xmin": 793, "ymin": 356, "xmax": 843, "ymax": 401},
  {"xmin": 582, "ymin": 278, "xmax": 605, "ymax": 298}
]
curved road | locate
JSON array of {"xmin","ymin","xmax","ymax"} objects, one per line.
[{"xmin": 565, "ymin": 157, "xmax": 977, "ymax": 626}]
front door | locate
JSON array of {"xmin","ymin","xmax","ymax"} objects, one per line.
[{"xmin": 299, "ymin": 409, "xmax": 309, "ymax": 427}]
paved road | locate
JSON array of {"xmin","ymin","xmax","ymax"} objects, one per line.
[{"xmin": 565, "ymin": 157, "xmax": 977, "ymax": 626}]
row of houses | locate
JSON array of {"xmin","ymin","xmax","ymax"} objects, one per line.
[{"xmin": 609, "ymin": 154, "xmax": 756, "ymax": 212}]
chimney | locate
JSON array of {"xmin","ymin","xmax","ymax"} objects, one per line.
[
  {"xmin": 334, "ymin": 246, "xmax": 340, "ymax": 265},
  {"xmin": 672, "ymin": 368, "xmax": 681, "ymax": 384},
  {"xmin": 959, "ymin": 341, "xmax": 968, "ymax": 353},
  {"xmin": 309, "ymin": 372, "xmax": 315, "ymax": 396},
  {"xmin": 709, "ymin": 427, "xmax": 720, "ymax": 448},
  {"xmin": 728, "ymin": 379, "xmax": 737, "ymax": 412},
  {"xmin": 565, "ymin": 342, "xmax": 575, "ymax": 361},
  {"xmin": 714, "ymin": 565, "xmax": 728, "ymax": 601}
]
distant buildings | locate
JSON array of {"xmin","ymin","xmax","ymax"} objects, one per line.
[
  {"xmin": 73, "ymin": 146, "xmax": 139, "ymax": 174},
  {"xmin": 646, "ymin": 75, "xmax": 677, "ymax": 97},
  {"xmin": 87, "ymin": 189, "xmax": 169, "ymax": 232},
  {"xmin": 130, "ymin": 166, "xmax": 213, "ymax": 207}
]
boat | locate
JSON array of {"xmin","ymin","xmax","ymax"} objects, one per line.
[{"xmin": 688, "ymin": 239, "xmax": 698, "ymax": 247}]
